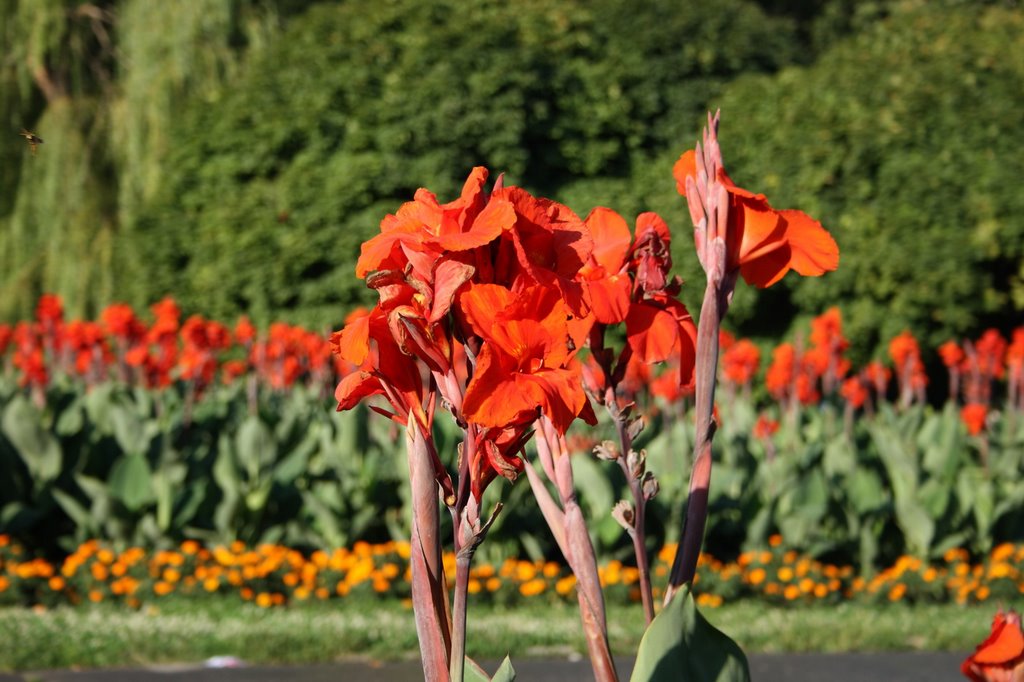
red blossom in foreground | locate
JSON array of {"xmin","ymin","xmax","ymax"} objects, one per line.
[
  {"xmin": 962, "ymin": 610, "xmax": 1024, "ymax": 682},
  {"xmin": 673, "ymin": 147, "xmax": 839, "ymax": 288}
]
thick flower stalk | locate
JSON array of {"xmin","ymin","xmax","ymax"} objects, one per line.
[
  {"xmin": 578, "ymin": 207, "xmax": 697, "ymax": 625},
  {"xmin": 667, "ymin": 112, "xmax": 839, "ymax": 599}
]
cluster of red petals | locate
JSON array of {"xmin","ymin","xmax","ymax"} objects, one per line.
[
  {"xmin": 752, "ymin": 414, "xmax": 779, "ymax": 440},
  {"xmin": 888, "ymin": 331, "xmax": 928, "ymax": 400},
  {"xmin": 673, "ymin": 150, "xmax": 839, "ymax": 288},
  {"xmin": 335, "ymin": 168, "xmax": 612, "ymax": 495},
  {"xmin": 942, "ymin": 327, "xmax": 1024, "ymax": 413},
  {"xmin": 962, "ymin": 609, "xmax": 1024, "ymax": 682},
  {"xmin": 1, "ymin": 295, "xmax": 343, "ymax": 393},
  {"xmin": 457, "ymin": 283, "xmax": 593, "ymax": 434},
  {"xmin": 581, "ymin": 206, "xmax": 700, "ymax": 403},
  {"xmin": 721, "ymin": 339, "xmax": 760, "ymax": 387},
  {"xmin": 960, "ymin": 403, "xmax": 989, "ymax": 437},
  {"xmin": 764, "ymin": 342, "xmax": 821, "ymax": 406},
  {"xmin": 335, "ymin": 167, "xmax": 703, "ymax": 497}
]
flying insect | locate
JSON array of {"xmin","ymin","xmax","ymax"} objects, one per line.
[{"xmin": 19, "ymin": 129, "xmax": 43, "ymax": 156}]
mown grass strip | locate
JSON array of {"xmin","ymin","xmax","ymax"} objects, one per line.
[{"xmin": 1, "ymin": 599, "xmax": 1007, "ymax": 671}]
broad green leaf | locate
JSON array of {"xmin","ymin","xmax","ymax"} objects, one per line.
[
  {"xmin": 630, "ymin": 585, "xmax": 749, "ymax": 682},
  {"xmin": 847, "ymin": 468, "xmax": 886, "ymax": 515},
  {"xmin": 108, "ymin": 454, "xmax": 156, "ymax": 511},
  {"xmin": 894, "ymin": 498, "xmax": 934, "ymax": 557},
  {"xmin": 492, "ymin": 656, "xmax": 516, "ymax": 682},
  {"xmin": 111, "ymin": 403, "xmax": 151, "ymax": 455},
  {"xmin": 236, "ymin": 415, "xmax": 277, "ymax": 475},
  {"xmin": 2, "ymin": 395, "xmax": 62, "ymax": 483},
  {"xmin": 55, "ymin": 399, "xmax": 85, "ymax": 436}
]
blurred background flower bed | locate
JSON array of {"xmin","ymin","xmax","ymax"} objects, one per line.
[
  {"xmin": 2, "ymin": 297, "xmax": 1021, "ymax": 581},
  {"xmin": 3, "ymin": 535, "xmax": 1023, "ymax": 611}
]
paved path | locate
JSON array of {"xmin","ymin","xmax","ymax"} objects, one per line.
[{"xmin": 3, "ymin": 652, "xmax": 968, "ymax": 681}]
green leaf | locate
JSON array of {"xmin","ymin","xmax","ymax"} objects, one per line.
[
  {"xmin": 492, "ymin": 656, "xmax": 516, "ymax": 682},
  {"xmin": 1, "ymin": 394, "xmax": 62, "ymax": 483},
  {"xmin": 55, "ymin": 398, "xmax": 85, "ymax": 436},
  {"xmin": 52, "ymin": 488, "xmax": 93, "ymax": 532},
  {"xmin": 108, "ymin": 454, "xmax": 156, "ymax": 511},
  {"xmin": 110, "ymin": 402, "xmax": 152, "ymax": 455},
  {"xmin": 236, "ymin": 415, "xmax": 277, "ymax": 475},
  {"xmin": 464, "ymin": 656, "xmax": 515, "ymax": 682},
  {"xmin": 630, "ymin": 585, "xmax": 750, "ymax": 682}
]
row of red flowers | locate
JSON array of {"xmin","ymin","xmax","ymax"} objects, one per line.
[{"xmin": 3, "ymin": 296, "xmax": 1019, "ymax": 430}]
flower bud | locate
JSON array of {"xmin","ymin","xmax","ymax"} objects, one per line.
[
  {"xmin": 641, "ymin": 471, "xmax": 659, "ymax": 501},
  {"xmin": 593, "ymin": 440, "xmax": 620, "ymax": 461},
  {"xmin": 627, "ymin": 449, "xmax": 646, "ymax": 480}
]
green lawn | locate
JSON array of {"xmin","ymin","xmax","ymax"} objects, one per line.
[{"xmin": 1, "ymin": 598, "xmax": 1006, "ymax": 671}]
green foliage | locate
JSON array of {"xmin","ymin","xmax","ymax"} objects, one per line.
[
  {"xmin": 3, "ymin": 370, "xmax": 1021, "ymax": 571},
  {"xmin": 0, "ymin": 378, "xmax": 403, "ymax": 554},
  {"xmin": 709, "ymin": 2, "xmax": 1024, "ymax": 357},
  {"xmin": 630, "ymin": 585, "xmax": 750, "ymax": 682},
  {"xmin": 132, "ymin": 0, "xmax": 798, "ymax": 327}
]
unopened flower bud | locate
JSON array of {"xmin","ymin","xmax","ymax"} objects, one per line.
[
  {"xmin": 627, "ymin": 449, "xmax": 646, "ymax": 480},
  {"xmin": 627, "ymin": 417, "xmax": 645, "ymax": 441},
  {"xmin": 641, "ymin": 471, "xmax": 659, "ymax": 501},
  {"xmin": 593, "ymin": 440, "xmax": 620, "ymax": 461}
]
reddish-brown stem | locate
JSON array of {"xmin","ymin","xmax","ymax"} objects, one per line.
[
  {"xmin": 667, "ymin": 280, "xmax": 724, "ymax": 600},
  {"xmin": 613, "ymin": 412, "xmax": 654, "ymax": 625},
  {"xmin": 449, "ymin": 553, "xmax": 471, "ymax": 682},
  {"xmin": 537, "ymin": 420, "xmax": 618, "ymax": 682},
  {"xmin": 448, "ymin": 421, "xmax": 477, "ymax": 682},
  {"xmin": 407, "ymin": 422, "xmax": 451, "ymax": 681}
]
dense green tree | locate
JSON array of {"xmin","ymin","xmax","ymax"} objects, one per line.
[
  {"xmin": 702, "ymin": 1, "xmax": 1024, "ymax": 359},
  {"xmin": 133, "ymin": 0, "xmax": 799, "ymax": 327}
]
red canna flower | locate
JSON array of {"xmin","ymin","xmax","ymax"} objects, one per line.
[
  {"xmin": 101, "ymin": 304, "xmax": 144, "ymax": 343},
  {"xmin": 752, "ymin": 414, "xmax": 779, "ymax": 440},
  {"xmin": 765, "ymin": 343, "xmax": 795, "ymax": 402},
  {"xmin": 673, "ymin": 149, "xmax": 838, "ymax": 288},
  {"xmin": 333, "ymin": 304, "xmax": 429, "ymax": 428},
  {"xmin": 939, "ymin": 340, "xmax": 965, "ymax": 369},
  {"xmin": 458, "ymin": 282, "xmax": 594, "ymax": 434},
  {"xmin": 579, "ymin": 207, "xmax": 697, "ymax": 393},
  {"xmin": 961, "ymin": 609, "xmax": 1024, "ymax": 682},
  {"xmin": 840, "ymin": 376, "xmax": 869, "ymax": 410},
  {"xmin": 234, "ymin": 316, "xmax": 256, "ymax": 346},
  {"xmin": 35, "ymin": 294, "xmax": 64, "ymax": 328},
  {"xmin": 722, "ymin": 339, "xmax": 760, "ymax": 387},
  {"xmin": 961, "ymin": 403, "xmax": 988, "ymax": 436}
]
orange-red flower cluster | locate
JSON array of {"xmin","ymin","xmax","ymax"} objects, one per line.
[
  {"xmin": 889, "ymin": 330, "xmax": 927, "ymax": 406},
  {"xmin": 334, "ymin": 168, "xmax": 699, "ymax": 498},
  {"xmin": 0, "ymin": 295, "xmax": 344, "ymax": 395}
]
